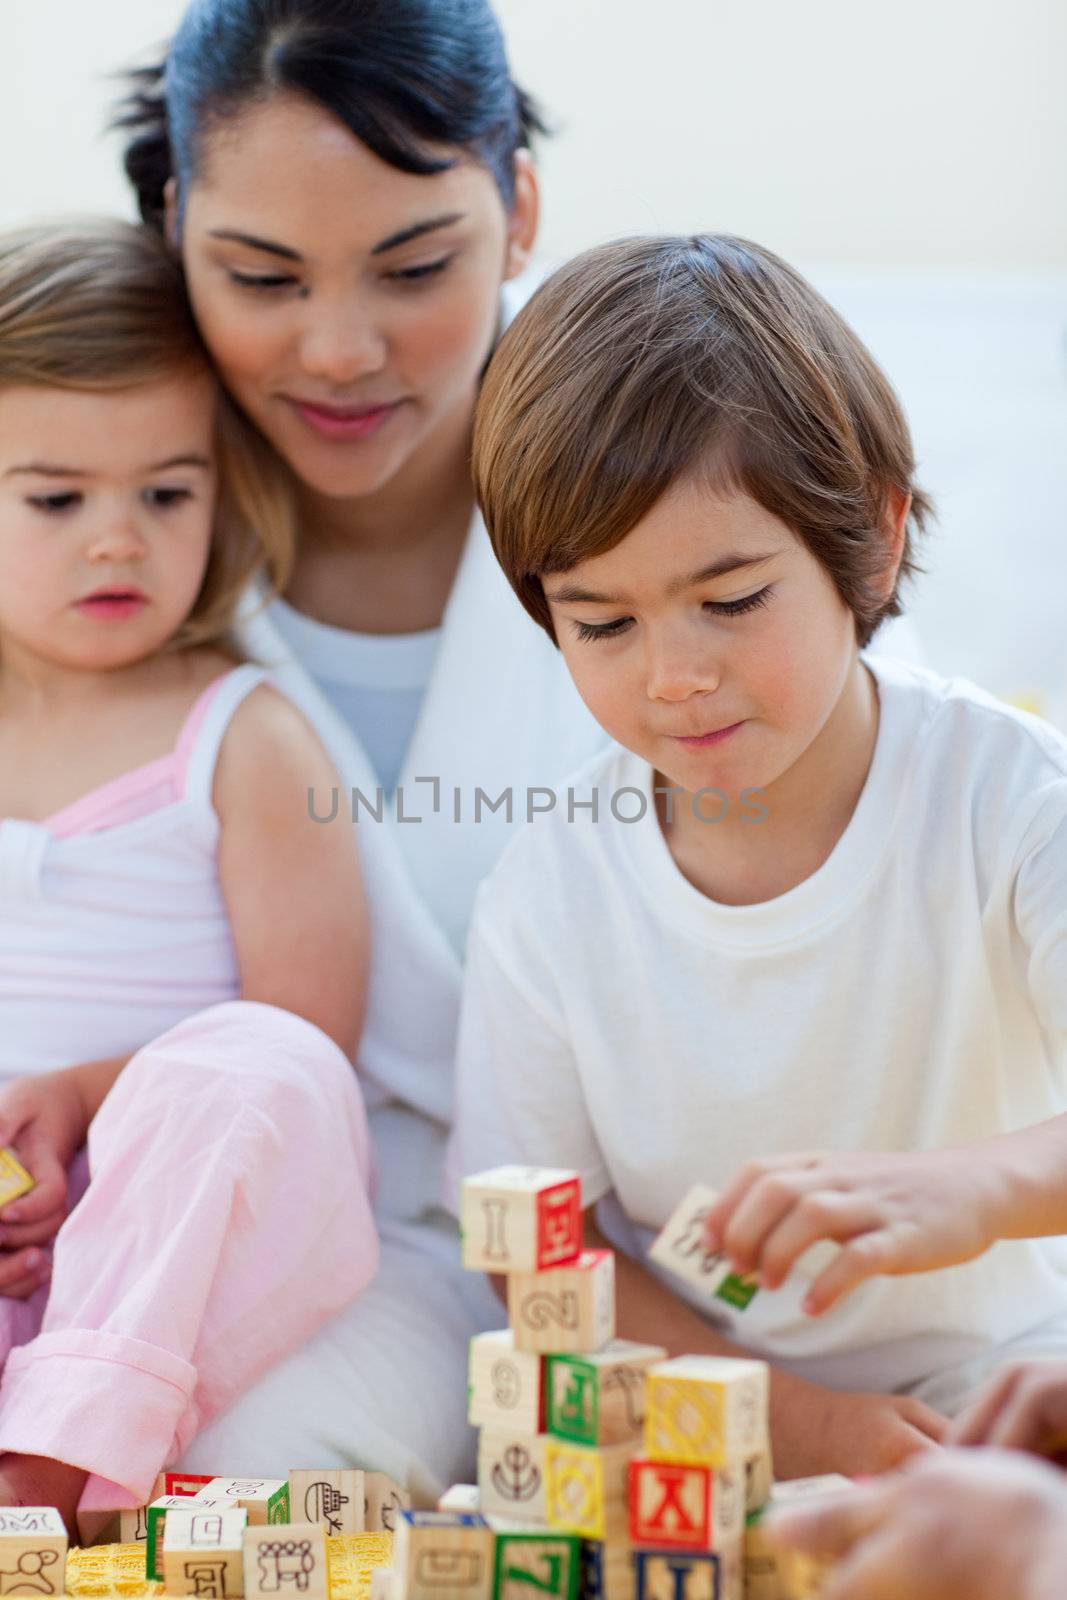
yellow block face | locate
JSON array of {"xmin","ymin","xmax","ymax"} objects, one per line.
[
  {"xmin": 0, "ymin": 1148, "xmax": 35, "ymax": 1208},
  {"xmin": 645, "ymin": 1379, "xmax": 725, "ymax": 1467},
  {"xmin": 544, "ymin": 1444, "xmax": 606, "ymax": 1539}
]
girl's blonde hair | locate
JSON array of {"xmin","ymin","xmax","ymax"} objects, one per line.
[{"xmin": 0, "ymin": 217, "xmax": 294, "ymax": 653}]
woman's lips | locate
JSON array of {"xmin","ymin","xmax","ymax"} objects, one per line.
[
  {"xmin": 287, "ymin": 397, "xmax": 405, "ymax": 442},
  {"xmin": 672, "ymin": 721, "xmax": 746, "ymax": 748}
]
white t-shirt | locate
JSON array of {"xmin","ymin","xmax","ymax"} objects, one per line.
[
  {"xmin": 446, "ymin": 654, "xmax": 1067, "ymax": 1410},
  {"xmin": 269, "ymin": 597, "xmax": 441, "ymax": 797}
]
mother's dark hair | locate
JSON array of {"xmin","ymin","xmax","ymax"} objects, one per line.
[{"xmin": 116, "ymin": 0, "xmax": 546, "ymax": 232}]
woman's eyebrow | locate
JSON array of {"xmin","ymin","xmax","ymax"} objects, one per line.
[
  {"xmin": 208, "ymin": 230, "xmax": 302, "ymax": 261},
  {"xmin": 371, "ymin": 213, "xmax": 467, "ymax": 255}
]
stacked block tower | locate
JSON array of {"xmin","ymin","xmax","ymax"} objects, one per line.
[{"xmin": 378, "ymin": 1166, "xmax": 851, "ymax": 1600}]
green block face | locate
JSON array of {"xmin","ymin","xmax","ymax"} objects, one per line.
[
  {"xmin": 494, "ymin": 1532, "xmax": 581, "ymax": 1600},
  {"xmin": 715, "ymin": 1273, "xmax": 759, "ymax": 1311},
  {"xmin": 144, "ymin": 1506, "xmax": 167, "ymax": 1582},
  {"xmin": 266, "ymin": 1483, "xmax": 291, "ymax": 1524},
  {"xmin": 545, "ymin": 1355, "xmax": 599, "ymax": 1445}
]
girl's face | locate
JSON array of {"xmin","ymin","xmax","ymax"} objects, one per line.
[
  {"xmin": 0, "ymin": 372, "xmax": 218, "ymax": 678},
  {"xmin": 175, "ymin": 93, "xmax": 539, "ymax": 503}
]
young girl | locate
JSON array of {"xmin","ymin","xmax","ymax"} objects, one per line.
[
  {"xmin": 0, "ymin": 218, "xmax": 377, "ymax": 1530},
  {"xmin": 447, "ymin": 232, "xmax": 1067, "ymax": 1480}
]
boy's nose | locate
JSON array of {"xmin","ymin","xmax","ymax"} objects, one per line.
[{"xmin": 645, "ymin": 636, "xmax": 722, "ymax": 702}]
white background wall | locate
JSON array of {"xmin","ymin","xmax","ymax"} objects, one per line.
[{"xmin": 4, "ymin": 0, "xmax": 1066, "ymax": 715}]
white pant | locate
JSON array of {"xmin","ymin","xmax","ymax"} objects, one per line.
[{"xmin": 177, "ymin": 1211, "xmax": 502, "ymax": 1505}]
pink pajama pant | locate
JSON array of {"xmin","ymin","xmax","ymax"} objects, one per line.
[{"xmin": 0, "ymin": 1001, "xmax": 378, "ymax": 1520}]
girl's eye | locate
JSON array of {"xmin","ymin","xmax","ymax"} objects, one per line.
[
  {"xmin": 145, "ymin": 488, "xmax": 193, "ymax": 510},
  {"xmin": 28, "ymin": 492, "xmax": 80, "ymax": 513},
  {"xmin": 704, "ymin": 586, "xmax": 773, "ymax": 617},
  {"xmin": 387, "ymin": 256, "xmax": 454, "ymax": 283},
  {"xmin": 572, "ymin": 617, "xmax": 635, "ymax": 643},
  {"xmin": 227, "ymin": 271, "xmax": 298, "ymax": 293}
]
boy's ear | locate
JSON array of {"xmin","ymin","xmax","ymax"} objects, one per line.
[
  {"xmin": 163, "ymin": 178, "xmax": 180, "ymax": 253},
  {"xmin": 879, "ymin": 485, "xmax": 911, "ymax": 599},
  {"xmin": 503, "ymin": 150, "xmax": 540, "ymax": 283}
]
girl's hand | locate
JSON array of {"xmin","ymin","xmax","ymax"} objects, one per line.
[
  {"xmin": 770, "ymin": 1370, "xmax": 947, "ymax": 1481},
  {"xmin": 771, "ymin": 1449, "xmax": 1067, "ymax": 1600},
  {"xmin": 949, "ymin": 1360, "xmax": 1067, "ymax": 1458},
  {"xmin": 703, "ymin": 1148, "xmax": 1001, "ymax": 1314},
  {"xmin": 0, "ymin": 1072, "xmax": 88, "ymax": 1296}
]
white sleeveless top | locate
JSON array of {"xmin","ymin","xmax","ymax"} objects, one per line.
[{"xmin": 0, "ymin": 665, "xmax": 266, "ymax": 1081}]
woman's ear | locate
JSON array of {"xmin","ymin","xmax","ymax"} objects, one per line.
[
  {"xmin": 503, "ymin": 150, "xmax": 540, "ymax": 283},
  {"xmin": 163, "ymin": 177, "xmax": 180, "ymax": 253}
]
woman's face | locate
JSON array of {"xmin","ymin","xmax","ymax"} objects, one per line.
[{"xmin": 174, "ymin": 93, "xmax": 538, "ymax": 502}]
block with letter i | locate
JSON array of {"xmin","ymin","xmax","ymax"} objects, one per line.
[
  {"xmin": 0, "ymin": 1508, "xmax": 67, "ymax": 1598},
  {"xmin": 632, "ymin": 1550, "xmax": 722, "ymax": 1600},
  {"xmin": 162, "ymin": 1505, "xmax": 248, "ymax": 1598},
  {"xmin": 509, "ymin": 1251, "xmax": 615, "ymax": 1356},
  {"xmin": 545, "ymin": 1340, "xmax": 667, "ymax": 1447},
  {"xmin": 243, "ymin": 1522, "xmax": 328, "ymax": 1600},
  {"xmin": 645, "ymin": 1358, "xmax": 768, "ymax": 1468},
  {"xmin": 461, "ymin": 1168, "xmax": 583, "ymax": 1273},
  {"xmin": 392, "ymin": 1510, "xmax": 495, "ymax": 1600}
]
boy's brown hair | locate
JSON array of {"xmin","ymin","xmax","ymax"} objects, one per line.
[
  {"xmin": 474, "ymin": 234, "xmax": 932, "ymax": 648},
  {"xmin": 0, "ymin": 217, "xmax": 293, "ymax": 654}
]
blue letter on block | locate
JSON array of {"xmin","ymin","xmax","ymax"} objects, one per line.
[{"xmin": 633, "ymin": 1551, "xmax": 720, "ymax": 1600}]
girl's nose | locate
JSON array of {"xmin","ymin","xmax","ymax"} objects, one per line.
[{"xmin": 85, "ymin": 515, "xmax": 147, "ymax": 564}]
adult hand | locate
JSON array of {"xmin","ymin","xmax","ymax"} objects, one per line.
[
  {"xmin": 950, "ymin": 1359, "xmax": 1067, "ymax": 1459},
  {"xmin": 769, "ymin": 1370, "xmax": 947, "ymax": 1481},
  {"xmin": 0, "ymin": 1071, "xmax": 87, "ymax": 1297},
  {"xmin": 703, "ymin": 1148, "xmax": 1001, "ymax": 1314},
  {"xmin": 771, "ymin": 1448, "xmax": 1067, "ymax": 1600}
]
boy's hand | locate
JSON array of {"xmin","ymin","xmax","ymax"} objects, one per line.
[
  {"xmin": 771, "ymin": 1449, "xmax": 1067, "ymax": 1600},
  {"xmin": 770, "ymin": 1370, "xmax": 948, "ymax": 1480},
  {"xmin": 703, "ymin": 1148, "xmax": 1001, "ymax": 1314},
  {"xmin": 949, "ymin": 1360, "xmax": 1067, "ymax": 1459},
  {"xmin": 0, "ymin": 1072, "xmax": 87, "ymax": 1298}
]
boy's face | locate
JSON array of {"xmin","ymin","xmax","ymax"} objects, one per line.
[{"xmin": 543, "ymin": 475, "xmax": 865, "ymax": 801}]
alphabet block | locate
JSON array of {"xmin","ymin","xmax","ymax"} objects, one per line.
[
  {"xmin": 647, "ymin": 1189, "xmax": 757, "ymax": 1313},
  {"xmin": 478, "ymin": 1430, "xmax": 549, "ymax": 1523},
  {"xmin": 493, "ymin": 1529, "xmax": 581, "ymax": 1600},
  {"xmin": 579, "ymin": 1540, "xmax": 633, "ymax": 1600},
  {"xmin": 364, "ymin": 1472, "xmax": 411, "ymax": 1533},
  {"xmin": 197, "ymin": 1479, "xmax": 290, "ymax": 1525},
  {"xmin": 628, "ymin": 1461, "xmax": 743, "ymax": 1553},
  {"xmin": 77, "ymin": 1503, "xmax": 152, "ymax": 1547},
  {"xmin": 243, "ymin": 1522, "xmax": 328, "ymax": 1600},
  {"xmin": 148, "ymin": 1496, "xmax": 226, "ymax": 1581},
  {"xmin": 645, "ymin": 1358, "xmax": 768, "ymax": 1468},
  {"xmin": 544, "ymin": 1341, "xmax": 667, "ymax": 1447},
  {"xmin": 633, "ymin": 1547, "xmax": 738, "ymax": 1600},
  {"xmin": 508, "ymin": 1251, "xmax": 615, "ymax": 1356},
  {"xmin": 470, "ymin": 1331, "xmax": 545, "ymax": 1434},
  {"xmin": 167, "ymin": 1473, "xmax": 219, "ymax": 1498},
  {"xmin": 287, "ymin": 1471, "xmax": 365, "ymax": 1536},
  {"xmin": 543, "ymin": 1441, "xmax": 635, "ymax": 1541},
  {"xmin": 369, "ymin": 1570, "xmax": 399, "ymax": 1600},
  {"xmin": 743, "ymin": 1448, "xmax": 773, "ymax": 1516},
  {"xmin": 162, "ymin": 1506, "xmax": 248, "ymax": 1598},
  {"xmin": 0, "ymin": 1148, "xmax": 35, "ymax": 1210},
  {"xmin": 0, "ymin": 1508, "xmax": 67, "ymax": 1599},
  {"xmin": 747, "ymin": 1476, "xmax": 853, "ymax": 1600},
  {"xmin": 461, "ymin": 1167, "xmax": 583, "ymax": 1273},
  {"xmin": 393, "ymin": 1511, "xmax": 494, "ymax": 1600},
  {"xmin": 438, "ymin": 1487, "xmax": 481, "ymax": 1515}
]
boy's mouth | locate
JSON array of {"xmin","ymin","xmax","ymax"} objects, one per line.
[{"xmin": 672, "ymin": 721, "xmax": 746, "ymax": 748}]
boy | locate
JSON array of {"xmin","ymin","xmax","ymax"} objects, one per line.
[{"xmin": 445, "ymin": 235, "xmax": 1067, "ymax": 1480}]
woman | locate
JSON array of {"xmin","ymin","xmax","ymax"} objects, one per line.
[{"xmin": 116, "ymin": 0, "xmax": 922, "ymax": 1494}]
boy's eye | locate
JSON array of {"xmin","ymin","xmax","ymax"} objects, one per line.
[
  {"xmin": 704, "ymin": 585, "xmax": 773, "ymax": 617},
  {"xmin": 572, "ymin": 617, "xmax": 635, "ymax": 643},
  {"xmin": 28, "ymin": 492, "xmax": 81, "ymax": 514},
  {"xmin": 145, "ymin": 487, "xmax": 193, "ymax": 510},
  {"xmin": 386, "ymin": 256, "xmax": 454, "ymax": 283}
]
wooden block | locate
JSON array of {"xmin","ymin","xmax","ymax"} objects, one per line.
[
  {"xmin": 744, "ymin": 1476, "xmax": 853, "ymax": 1600},
  {"xmin": 370, "ymin": 1570, "xmax": 400, "ymax": 1600},
  {"xmin": 478, "ymin": 1431, "xmax": 549, "ymax": 1523},
  {"xmin": 579, "ymin": 1541, "xmax": 632, "ymax": 1600},
  {"xmin": 438, "ymin": 1486, "xmax": 481, "ymax": 1514},
  {"xmin": 545, "ymin": 1341, "xmax": 666, "ymax": 1447},
  {"xmin": 461, "ymin": 1168, "xmax": 583, "ymax": 1273},
  {"xmin": 647, "ymin": 1188, "xmax": 758, "ymax": 1313},
  {"xmin": 543, "ymin": 1441, "xmax": 635, "ymax": 1541},
  {"xmin": 470, "ymin": 1331, "xmax": 545, "ymax": 1434},
  {"xmin": 493, "ymin": 1528, "xmax": 581, "ymax": 1600},
  {"xmin": 167, "ymin": 1473, "xmax": 219, "ymax": 1498},
  {"xmin": 744, "ymin": 1447, "xmax": 773, "ymax": 1516},
  {"xmin": 0, "ymin": 1148, "xmax": 35, "ymax": 1211},
  {"xmin": 197, "ymin": 1479, "xmax": 290, "ymax": 1526},
  {"xmin": 645, "ymin": 1357, "xmax": 768, "ymax": 1467},
  {"xmin": 633, "ymin": 1545, "xmax": 741, "ymax": 1600},
  {"xmin": 77, "ymin": 1503, "xmax": 151, "ymax": 1547},
  {"xmin": 364, "ymin": 1472, "xmax": 411, "ymax": 1532},
  {"xmin": 508, "ymin": 1252, "xmax": 615, "ymax": 1356},
  {"xmin": 147, "ymin": 1496, "xmax": 203, "ymax": 1580},
  {"xmin": 628, "ymin": 1460, "xmax": 743, "ymax": 1552},
  {"xmin": 162, "ymin": 1506, "xmax": 248, "ymax": 1598},
  {"xmin": 0, "ymin": 1508, "xmax": 67, "ymax": 1598},
  {"xmin": 243, "ymin": 1522, "xmax": 328, "ymax": 1600},
  {"xmin": 393, "ymin": 1510, "xmax": 494, "ymax": 1600},
  {"xmin": 288, "ymin": 1471, "xmax": 365, "ymax": 1535}
]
